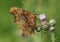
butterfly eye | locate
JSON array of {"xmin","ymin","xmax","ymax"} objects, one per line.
[{"xmin": 35, "ymin": 26, "xmax": 42, "ymax": 32}]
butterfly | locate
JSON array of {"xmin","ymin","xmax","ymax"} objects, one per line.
[{"xmin": 9, "ymin": 7, "xmax": 36, "ymax": 37}]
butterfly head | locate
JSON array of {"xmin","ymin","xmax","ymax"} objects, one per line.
[{"xmin": 9, "ymin": 7, "xmax": 22, "ymax": 15}]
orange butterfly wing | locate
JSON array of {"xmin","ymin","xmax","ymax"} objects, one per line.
[{"xmin": 9, "ymin": 7, "xmax": 36, "ymax": 37}]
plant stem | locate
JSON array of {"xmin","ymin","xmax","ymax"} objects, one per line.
[{"xmin": 50, "ymin": 32, "xmax": 56, "ymax": 42}]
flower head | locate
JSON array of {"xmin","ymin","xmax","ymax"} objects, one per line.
[{"xmin": 39, "ymin": 13, "xmax": 46, "ymax": 21}]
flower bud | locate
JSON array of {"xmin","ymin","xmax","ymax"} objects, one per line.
[
  {"xmin": 49, "ymin": 19, "xmax": 56, "ymax": 26},
  {"xmin": 35, "ymin": 26, "xmax": 42, "ymax": 32},
  {"xmin": 39, "ymin": 14, "xmax": 46, "ymax": 21},
  {"xmin": 49, "ymin": 27, "xmax": 55, "ymax": 32},
  {"xmin": 41, "ymin": 21, "xmax": 50, "ymax": 30}
]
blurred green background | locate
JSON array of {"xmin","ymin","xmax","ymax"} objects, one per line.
[{"xmin": 0, "ymin": 0, "xmax": 60, "ymax": 42}]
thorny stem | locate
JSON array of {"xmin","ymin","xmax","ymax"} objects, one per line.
[{"xmin": 50, "ymin": 32, "xmax": 56, "ymax": 42}]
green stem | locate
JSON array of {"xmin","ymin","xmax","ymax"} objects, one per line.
[{"xmin": 50, "ymin": 32, "xmax": 56, "ymax": 42}]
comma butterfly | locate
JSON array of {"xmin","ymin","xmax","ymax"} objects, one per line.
[{"xmin": 9, "ymin": 7, "xmax": 36, "ymax": 37}]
